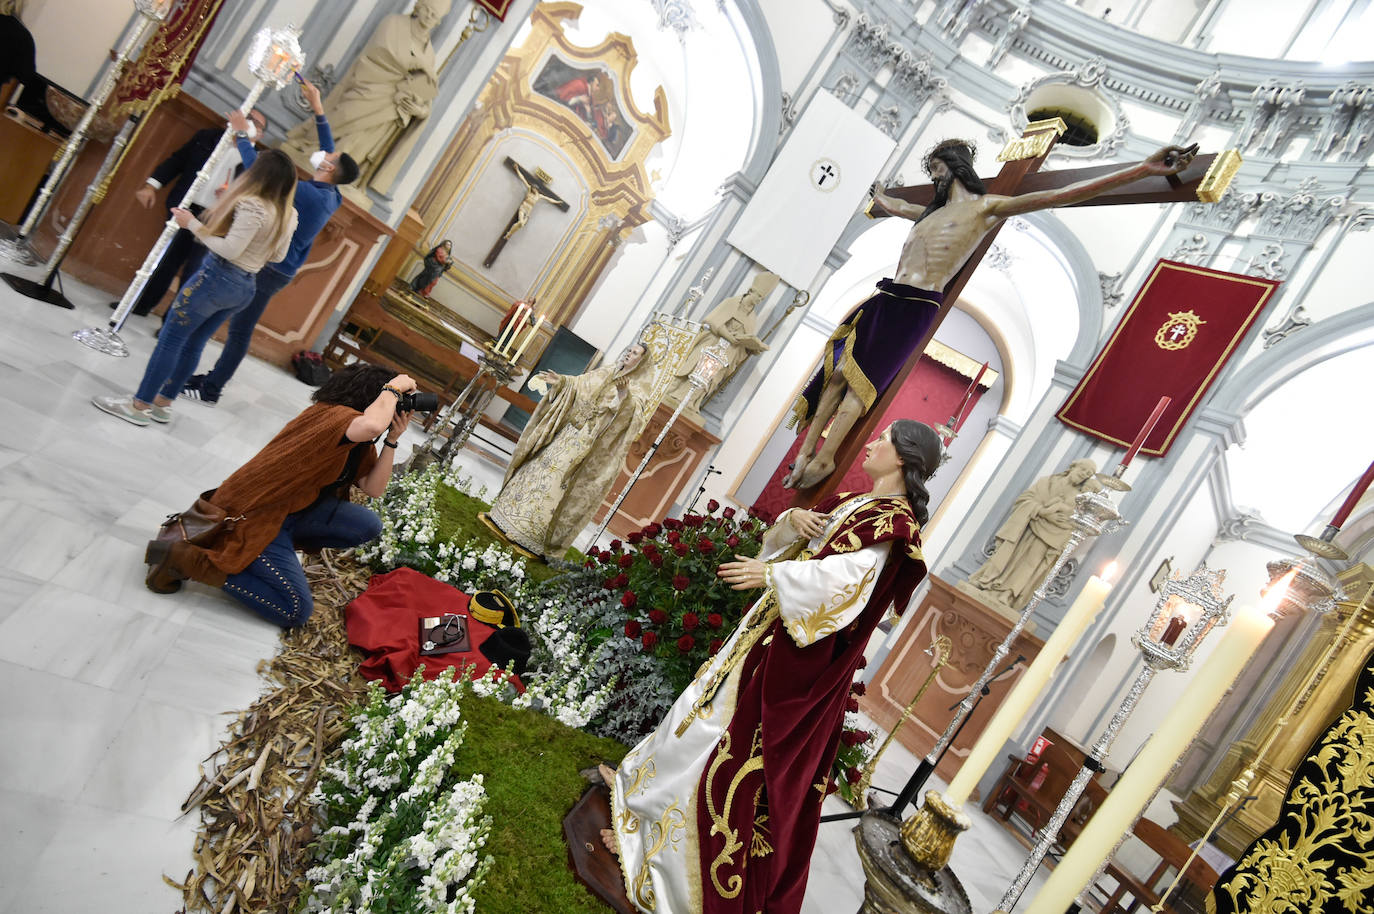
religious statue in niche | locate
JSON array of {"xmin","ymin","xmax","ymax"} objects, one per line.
[
  {"xmin": 482, "ymin": 157, "xmax": 570, "ymax": 268},
  {"xmin": 958, "ymin": 459, "xmax": 1101, "ymax": 611},
  {"xmin": 482, "ymin": 343, "xmax": 657, "ymax": 561},
  {"xmin": 665, "ymin": 271, "xmax": 780, "ymax": 412},
  {"xmin": 280, "ymin": 0, "xmax": 450, "ymax": 193},
  {"xmin": 409, "ymin": 240, "xmax": 452, "ymax": 297},
  {"xmin": 783, "ymin": 139, "xmax": 1199, "ymax": 490},
  {"xmin": 533, "ymin": 57, "xmax": 632, "ymax": 158}
]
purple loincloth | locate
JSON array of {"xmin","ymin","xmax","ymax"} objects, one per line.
[{"xmin": 790, "ymin": 279, "xmax": 943, "ymax": 428}]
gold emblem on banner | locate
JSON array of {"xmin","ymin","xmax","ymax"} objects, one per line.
[{"xmin": 1155, "ymin": 310, "xmax": 1206, "ymax": 350}]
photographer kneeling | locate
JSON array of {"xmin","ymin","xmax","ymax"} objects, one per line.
[{"xmin": 144, "ymin": 364, "xmax": 420, "ymax": 626}]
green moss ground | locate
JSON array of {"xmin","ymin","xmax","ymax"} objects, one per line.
[
  {"xmin": 430, "ymin": 485, "xmax": 565, "ymax": 585},
  {"xmin": 455, "ymin": 694, "xmax": 628, "ymax": 914}
]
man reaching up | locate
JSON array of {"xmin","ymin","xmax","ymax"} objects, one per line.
[
  {"xmin": 783, "ymin": 139, "xmax": 1197, "ymax": 490},
  {"xmin": 181, "ymin": 78, "xmax": 359, "ymax": 406}
]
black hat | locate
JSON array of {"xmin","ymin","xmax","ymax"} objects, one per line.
[{"xmin": 480, "ymin": 627, "xmax": 531, "ymax": 677}]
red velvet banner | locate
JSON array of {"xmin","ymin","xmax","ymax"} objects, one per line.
[
  {"xmin": 474, "ymin": 0, "xmax": 515, "ymax": 20},
  {"xmin": 109, "ymin": 0, "xmax": 228, "ymax": 119},
  {"xmin": 1057, "ymin": 260, "xmax": 1280, "ymax": 458}
]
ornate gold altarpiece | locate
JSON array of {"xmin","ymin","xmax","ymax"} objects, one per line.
[
  {"xmin": 385, "ymin": 1, "xmax": 670, "ymax": 363},
  {"xmin": 1174, "ymin": 562, "xmax": 1374, "ymax": 856}
]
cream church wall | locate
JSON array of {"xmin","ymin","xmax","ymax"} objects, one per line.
[{"xmin": 24, "ymin": 0, "xmax": 133, "ymax": 95}]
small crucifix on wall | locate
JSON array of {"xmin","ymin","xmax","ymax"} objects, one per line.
[{"xmin": 482, "ymin": 157, "xmax": 571, "ymax": 268}]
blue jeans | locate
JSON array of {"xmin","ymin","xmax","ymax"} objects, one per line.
[
  {"xmin": 200, "ymin": 265, "xmax": 294, "ymax": 399},
  {"xmin": 134, "ymin": 254, "xmax": 256, "ymax": 404},
  {"xmin": 222, "ymin": 497, "xmax": 382, "ymax": 627}
]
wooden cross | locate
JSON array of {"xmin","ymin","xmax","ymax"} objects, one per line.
[
  {"xmin": 799, "ymin": 121, "xmax": 1221, "ymax": 505},
  {"xmin": 482, "ymin": 156, "xmax": 571, "ymax": 268}
]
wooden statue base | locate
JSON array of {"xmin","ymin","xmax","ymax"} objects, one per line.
[{"xmin": 562, "ymin": 785, "xmax": 636, "ymax": 914}]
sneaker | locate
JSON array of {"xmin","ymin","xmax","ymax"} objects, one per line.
[
  {"xmin": 180, "ymin": 374, "xmax": 219, "ymax": 406},
  {"xmin": 148, "ymin": 403, "xmax": 173, "ymax": 424},
  {"xmin": 92, "ymin": 395, "xmax": 151, "ymax": 426}
]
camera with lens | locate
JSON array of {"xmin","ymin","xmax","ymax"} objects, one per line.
[{"xmin": 398, "ymin": 390, "xmax": 439, "ymax": 413}]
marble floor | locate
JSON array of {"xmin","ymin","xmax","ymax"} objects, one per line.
[{"xmin": 0, "ymin": 257, "xmax": 1049, "ymax": 913}]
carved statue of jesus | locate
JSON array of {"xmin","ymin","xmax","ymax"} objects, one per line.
[{"xmin": 783, "ymin": 139, "xmax": 1199, "ymax": 490}]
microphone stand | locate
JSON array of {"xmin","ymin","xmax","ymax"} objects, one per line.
[{"xmin": 685, "ymin": 464, "xmax": 722, "ymax": 516}]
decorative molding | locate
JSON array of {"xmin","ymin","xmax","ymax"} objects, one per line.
[
  {"xmin": 1312, "ymin": 82, "xmax": 1374, "ymax": 163},
  {"xmin": 1261, "ymin": 305, "xmax": 1310, "ymax": 349},
  {"xmin": 649, "ymin": 0, "xmax": 700, "ymax": 39},
  {"xmin": 1098, "ymin": 271, "xmax": 1124, "ymax": 309},
  {"xmin": 779, "ymin": 90, "xmax": 799, "ymax": 132},
  {"xmin": 1165, "ymin": 232, "xmax": 1210, "ymax": 265},
  {"xmin": 1244, "ymin": 241, "xmax": 1288, "ymax": 280},
  {"xmin": 986, "ymin": 5, "xmax": 1030, "ymax": 68},
  {"xmin": 1175, "ymin": 67, "xmax": 1229, "ymax": 144},
  {"xmin": 1004, "ymin": 56, "xmax": 1131, "ymax": 161},
  {"xmin": 1177, "ymin": 186, "xmax": 1259, "ymax": 234},
  {"xmin": 1251, "ymin": 178, "xmax": 1348, "ymax": 244},
  {"xmin": 1213, "ymin": 509, "xmax": 1265, "ymax": 544},
  {"xmin": 987, "ymin": 244, "xmax": 1014, "ymax": 273}
]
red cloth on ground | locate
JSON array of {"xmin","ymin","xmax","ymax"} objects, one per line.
[{"xmin": 346, "ymin": 567, "xmax": 524, "ymax": 693}]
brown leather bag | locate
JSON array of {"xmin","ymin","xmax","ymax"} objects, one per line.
[{"xmin": 155, "ymin": 490, "xmax": 245, "ymax": 547}]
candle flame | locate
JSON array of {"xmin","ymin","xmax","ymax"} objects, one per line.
[
  {"xmin": 1259, "ymin": 568, "xmax": 1298, "ymax": 616},
  {"xmin": 1101, "ymin": 561, "xmax": 1119, "ymax": 584}
]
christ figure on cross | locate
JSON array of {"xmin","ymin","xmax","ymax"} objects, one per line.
[
  {"xmin": 781, "ymin": 139, "xmax": 1199, "ymax": 490},
  {"xmin": 482, "ymin": 157, "xmax": 571, "ymax": 268}
]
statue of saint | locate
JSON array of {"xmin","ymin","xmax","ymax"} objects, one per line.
[
  {"xmin": 484, "ymin": 343, "xmax": 657, "ymax": 560},
  {"xmin": 784, "ymin": 140, "xmax": 1198, "ymax": 489},
  {"xmin": 409, "ymin": 239, "xmax": 451, "ymax": 297},
  {"xmin": 959, "ymin": 459, "xmax": 1101, "ymax": 610},
  {"xmin": 666, "ymin": 271, "xmax": 779, "ymax": 412},
  {"xmin": 281, "ymin": 0, "xmax": 450, "ymax": 194}
]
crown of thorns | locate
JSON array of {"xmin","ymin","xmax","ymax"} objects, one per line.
[{"xmin": 923, "ymin": 138, "xmax": 978, "ymax": 176}]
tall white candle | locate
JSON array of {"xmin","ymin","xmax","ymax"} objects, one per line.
[
  {"xmin": 943, "ymin": 564, "xmax": 1117, "ymax": 808},
  {"xmin": 1018, "ymin": 576, "xmax": 1287, "ymax": 914},
  {"xmin": 511, "ymin": 314, "xmax": 545, "ymax": 363},
  {"xmin": 494, "ymin": 300, "xmax": 528, "ymax": 355}
]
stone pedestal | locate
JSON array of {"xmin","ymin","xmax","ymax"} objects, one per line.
[
  {"xmin": 860, "ymin": 575, "xmax": 1044, "ymax": 789},
  {"xmin": 854, "ymin": 812, "xmax": 971, "ymax": 914},
  {"xmin": 592, "ymin": 403, "xmax": 721, "ymax": 538},
  {"xmin": 31, "ymin": 91, "xmax": 393, "ymax": 368}
]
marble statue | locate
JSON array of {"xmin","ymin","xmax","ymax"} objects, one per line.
[
  {"xmin": 665, "ymin": 271, "xmax": 779, "ymax": 412},
  {"xmin": 484, "ymin": 343, "xmax": 657, "ymax": 560},
  {"xmin": 281, "ymin": 0, "xmax": 450, "ymax": 194},
  {"xmin": 959, "ymin": 459, "xmax": 1100, "ymax": 610}
]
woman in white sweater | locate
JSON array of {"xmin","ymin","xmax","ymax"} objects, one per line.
[{"xmin": 94, "ymin": 149, "xmax": 299, "ymax": 426}]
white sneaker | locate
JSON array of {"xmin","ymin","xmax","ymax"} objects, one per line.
[
  {"xmin": 92, "ymin": 395, "xmax": 151, "ymax": 426},
  {"xmin": 148, "ymin": 403, "xmax": 173, "ymax": 424}
]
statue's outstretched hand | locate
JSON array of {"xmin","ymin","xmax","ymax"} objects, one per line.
[{"xmin": 1144, "ymin": 143, "xmax": 1199, "ymax": 176}]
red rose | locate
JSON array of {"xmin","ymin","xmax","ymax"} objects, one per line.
[
  {"xmin": 609, "ymin": 539, "xmax": 623, "ymax": 552},
  {"xmin": 618, "ymin": 554, "xmax": 634, "ymax": 569},
  {"xmin": 648, "ymin": 608, "xmax": 668, "ymax": 625},
  {"xmin": 697, "ymin": 536, "xmax": 714, "ymax": 554},
  {"xmin": 709, "ymin": 638, "xmax": 724, "ymax": 655},
  {"xmin": 725, "ymin": 534, "xmax": 740, "ymax": 548},
  {"xmin": 627, "ymin": 532, "xmax": 643, "ymax": 545},
  {"xmin": 603, "ymin": 577, "xmax": 617, "ymax": 590},
  {"xmin": 641, "ymin": 631, "xmax": 658, "ymax": 649},
  {"xmin": 600, "ymin": 550, "xmax": 616, "ymax": 565},
  {"xmin": 584, "ymin": 558, "xmax": 595, "ymax": 568},
  {"xmin": 841, "ymin": 729, "xmax": 871, "ymax": 747},
  {"xmin": 673, "ymin": 542, "xmax": 689, "ymax": 557},
  {"xmin": 850, "ymin": 681, "xmax": 867, "ymax": 697},
  {"xmin": 621, "ymin": 591, "xmax": 638, "ymax": 608},
  {"xmin": 683, "ymin": 514, "xmax": 704, "ymax": 528},
  {"xmin": 610, "ymin": 573, "xmax": 628, "ymax": 588},
  {"xmin": 648, "ymin": 553, "xmax": 664, "ymax": 568},
  {"xmin": 666, "ymin": 530, "xmax": 681, "ymax": 544},
  {"xmin": 856, "ymin": 656, "xmax": 868, "ymax": 670},
  {"xmin": 664, "ymin": 518, "xmax": 683, "ymax": 531},
  {"xmin": 723, "ymin": 506, "xmax": 736, "ymax": 519},
  {"xmin": 682, "ymin": 612, "xmax": 699, "ymax": 631},
  {"xmin": 677, "ymin": 634, "xmax": 695, "ymax": 653},
  {"xmin": 741, "ymin": 520, "xmax": 755, "ymax": 532},
  {"xmin": 642, "ymin": 540, "xmax": 659, "ymax": 555},
  {"xmin": 845, "ymin": 697, "xmax": 860, "ymax": 713},
  {"xmin": 624, "ymin": 620, "xmax": 642, "ymax": 638},
  {"xmin": 707, "ymin": 613, "xmax": 723, "ymax": 629},
  {"xmin": 672, "ymin": 574, "xmax": 690, "ymax": 591},
  {"xmin": 707, "ymin": 499, "xmax": 720, "ymax": 513},
  {"xmin": 846, "ymin": 766, "xmax": 863, "ymax": 785},
  {"xmin": 643, "ymin": 522, "xmax": 662, "ymax": 537}
]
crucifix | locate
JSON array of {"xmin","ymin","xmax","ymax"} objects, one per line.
[
  {"xmin": 783, "ymin": 118, "xmax": 1231, "ymax": 499},
  {"xmin": 482, "ymin": 156, "xmax": 571, "ymax": 268}
]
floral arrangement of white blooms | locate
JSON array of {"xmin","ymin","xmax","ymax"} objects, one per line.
[
  {"xmin": 304, "ymin": 670, "xmax": 495, "ymax": 914},
  {"xmin": 359, "ymin": 465, "xmax": 533, "ymax": 603}
]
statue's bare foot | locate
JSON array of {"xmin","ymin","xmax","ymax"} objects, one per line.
[
  {"xmin": 600, "ymin": 827, "xmax": 620, "ymax": 856},
  {"xmin": 782, "ymin": 455, "xmax": 811, "ymax": 489},
  {"xmin": 598, "ymin": 763, "xmax": 617, "ymax": 786},
  {"xmin": 795, "ymin": 456, "xmax": 835, "ymax": 489}
]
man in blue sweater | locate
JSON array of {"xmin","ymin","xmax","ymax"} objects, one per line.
[{"xmin": 182, "ymin": 78, "xmax": 358, "ymax": 405}]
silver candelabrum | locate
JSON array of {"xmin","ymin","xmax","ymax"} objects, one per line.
[
  {"xmin": 993, "ymin": 564, "xmax": 1235, "ymax": 913},
  {"xmin": 408, "ymin": 348, "xmax": 518, "ymax": 472},
  {"xmin": 887, "ymin": 484, "xmax": 1126, "ymax": 816}
]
